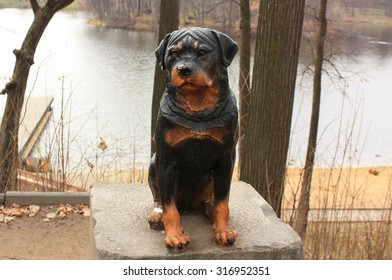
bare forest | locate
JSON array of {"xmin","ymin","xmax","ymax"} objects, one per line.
[{"xmin": 1, "ymin": 0, "xmax": 392, "ymax": 35}]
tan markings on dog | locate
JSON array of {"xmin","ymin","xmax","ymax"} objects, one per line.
[
  {"xmin": 171, "ymin": 68, "xmax": 186, "ymax": 88},
  {"xmin": 193, "ymin": 41, "xmax": 199, "ymax": 50},
  {"xmin": 186, "ymin": 71, "xmax": 213, "ymax": 88},
  {"xmin": 147, "ymin": 204, "xmax": 163, "ymax": 226},
  {"xmin": 213, "ymin": 198, "xmax": 229, "ymax": 230},
  {"xmin": 162, "ymin": 201, "xmax": 191, "ymax": 249},
  {"xmin": 148, "ymin": 210, "xmax": 162, "ymax": 222},
  {"xmin": 177, "ymin": 42, "xmax": 183, "ymax": 50},
  {"xmin": 192, "ymin": 178, "xmax": 215, "ymax": 221},
  {"xmin": 178, "ymin": 90, "xmax": 219, "ymax": 113},
  {"xmin": 213, "ymin": 197, "xmax": 237, "ymax": 246},
  {"xmin": 172, "ymin": 71, "xmax": 220, "ymax": 113},
  {"xmin": 192, "ymin": 178, "xmax": 214, "ymax": 208},
  {"xmin": 165, "ymin": 126, "xmax": 227, "ymax": 146},
  {"xmin": 171, "ymin": 68, "xmax": 217, "ymax": 89}
]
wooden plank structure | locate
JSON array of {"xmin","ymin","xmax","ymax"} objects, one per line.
[
  {"xmin": 1, "ymin": 96, "xmax": 82, "ymax": 192},
  {"xmin": 0, "ymin": 96, "xmax": 53, "ymax": 158},
  {"xmin": 19, "ymin": 100, "xmax": 53, "ymax": 160}
]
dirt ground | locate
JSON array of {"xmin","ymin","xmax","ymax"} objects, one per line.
[{"xmin": 0, "ymin": 205, "xmax": 90, "ymax": 260}]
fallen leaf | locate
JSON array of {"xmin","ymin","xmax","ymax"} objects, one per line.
[
  {"xmin": 98, "ymin": 137, "xmax": 108, "ymax": 151},
  {"xmin": 57, "ymin": 204, "xmax": 74, "ymax": 215},
  {"xmin": 368, "ymin": 169, "xmax": 379, "ymax": 176},
  {"xmin": 28, "ymin": 205, "xmax": 40, "ymax": 217},
  {"xmin": 4, "ymin": 216, "xmax": 15, "ymax": 224},
  {"xmin": 43, "ymin": 218, "xmax": 50, "ymax": 222},
  {"xmin": 46, "ymin": 212, "xmax": 56, "ymax": 219},
  {"xmin": 82, "ymin": 208, "xmax": 90, "ymax": 217}
]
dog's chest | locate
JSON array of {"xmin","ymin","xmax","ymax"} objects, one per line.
[
  {"xmin": 165, "ymin": 125, "xmax": 227, "ymax": 147},
  {"xmin": 176, "ymin": 91, "xmax": 219, "ymax": 114}
]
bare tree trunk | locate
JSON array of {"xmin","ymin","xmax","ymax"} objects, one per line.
[
  {"xmin": 228, "ymin": 0, "xmax": 233, "ymax": 31},
  {"xmin": 387, "ymin": 0, "xmax": 392, "ymax": 17},
  {"xmin": 0, "ymin": 0, "xmax": 74, "ymax": 192},
  {"xmin": 351, "ymin": 0, "xmax": 355, "ymax": 17},
  {"xmin": 150, "ymin": 0, "xmax": 179, "ymax": 157},
  {"xmin": 240, "ymin": 0, "xmax": 305, "ymax": 217},
  {"xmin": 238, "ymin": 0, "xmax": 251, "ymax": 176},
  {"xmin": 201, "ymin": 0, "xmax": 205, "ymax": 25},
  {"xmin": 293, "ymin": 0, "xmax": 328, "ymax": 240}
]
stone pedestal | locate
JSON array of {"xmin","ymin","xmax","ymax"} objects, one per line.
[{"xmin": 90, "ymin": 181, "xmax": 304, "ymax": 260}]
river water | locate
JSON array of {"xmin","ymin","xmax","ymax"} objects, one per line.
[{"xmin": 1, "ymin": 9, "xmax": 392, "ymax": 170}]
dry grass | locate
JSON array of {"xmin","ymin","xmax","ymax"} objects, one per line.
[
  {"xmin": 283, "ymin": 166, "xmax": 392, "ymax": 260},
  {"xmin": 284, "ymin": 167, "xmax": 392, "ymax": 209},
  {"xmin": 304, "ymin": 221, "xmax": 391, "ymax": 260}
]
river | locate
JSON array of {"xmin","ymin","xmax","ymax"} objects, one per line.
[{"xmin": 1, "ymin": 9, "xmax": 392, "ymax": 171}]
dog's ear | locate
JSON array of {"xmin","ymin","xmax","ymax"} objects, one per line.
[
  {"xmin": 211, "ymin": 30, "xmax": 238, "ymax": 67},
  {"xmin": 155, "ymin": 33, "xmax": 172, "ymax": 70}
]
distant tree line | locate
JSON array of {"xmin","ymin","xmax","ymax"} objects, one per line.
[
  {"xmin": 82, "ymin": 0, "xmax": 258, "ymax": 36},
  {"xmin": 81, "ymin": 0, "xmax": 392, "ymax": 34},
  {"xmin": 343, "ymin": 0, "xmax": 392, "ymax": 17},
  {"xmin": 84, "ymin": 0, "xmax": 158, "ymax": 20},
  {"xmin": 1, "ymin": 1, "xmax": 391, "ymax": 31}
]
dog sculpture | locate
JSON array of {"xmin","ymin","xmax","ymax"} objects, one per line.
[{"xmin": 148, "ymin": 27, "xmax": 238, "ymax": 252}]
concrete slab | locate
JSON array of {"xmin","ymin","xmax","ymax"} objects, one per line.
[{"xmin": 90, "ymin": 181, "xmax": 304, "ymax": 260}]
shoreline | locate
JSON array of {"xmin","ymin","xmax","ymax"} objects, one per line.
[{"xmin": 83, "ymin": 12, "xmax": 392, "ymax": 37}]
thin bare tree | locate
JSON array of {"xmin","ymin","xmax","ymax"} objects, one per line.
[
  {"xmin": 238, "ymin": 0, "xmax": 251, "ymax": 175},
  {"xmin": 293, "ymin": 0, "xmax": 328, "ymax": 240},
  {"xmin": 0, "ymin": 0, "xmax": 74, "ymax": 192}
]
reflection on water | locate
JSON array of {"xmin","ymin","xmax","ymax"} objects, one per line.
[{"xmin": 1, "ymin": 9, "xmax": 392, "ymax": 169}]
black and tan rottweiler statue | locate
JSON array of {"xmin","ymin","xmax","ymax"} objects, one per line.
[{"xmin": 148, "ymin": 27, "xmax": 238, "ymax": 252}]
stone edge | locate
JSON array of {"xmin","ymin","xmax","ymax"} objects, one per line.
[{"xmin": 2, "ymin": 191, "xmax": 89, "ymax": 206}]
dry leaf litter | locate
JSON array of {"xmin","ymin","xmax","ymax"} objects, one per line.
[{"xmin": 0, "ymin": 203, "xmax": 90, "ymax": 224}]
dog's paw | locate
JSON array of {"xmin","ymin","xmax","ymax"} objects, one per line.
[
  {"xmin": 214, "ymin": 228, "xmax": 237, "ymax": 246},
  {"xmin": 164, "ymin": 232, "xmax": 191, "ymax": 252},
  {"xmin": 148, "ymin": 207, "xmax": 164, "ymax": 230}
]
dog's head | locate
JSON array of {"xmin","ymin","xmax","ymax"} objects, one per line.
[{"xmin": 155, "ymin": 27, "xmax": 238, "ymax": 96}]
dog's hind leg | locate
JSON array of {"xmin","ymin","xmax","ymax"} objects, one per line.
[
  {"xmin": 147, "ymin": 154, "xmax": 164, "ymax": 230},
  {"xmin": 191, "ymin": 176, "xmax": 215, "ymax": 222}
]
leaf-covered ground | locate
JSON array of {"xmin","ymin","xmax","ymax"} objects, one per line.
[{"xmin": 0, "ymin": 204, "xmax": 90, "ymax": 259}]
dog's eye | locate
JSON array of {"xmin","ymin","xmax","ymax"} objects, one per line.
[
  {"xmin": 169, "ymin": 50, "xmax": 179, "ymax": 57},
  {"xmin": 197, "ymin": 50, "xmax": 207, "ymax": 57}
]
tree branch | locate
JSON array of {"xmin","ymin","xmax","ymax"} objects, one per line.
[
  {"xmin": 30, "ymin": 0, "xmax": 40, "ymax": 14},
  {"xmin": 1, "ymin": 80, "xmax": 17, "ymax": 95},
  {"xmin": 46, "ymin": 0, "xmax": 75, "ymax": 12}
]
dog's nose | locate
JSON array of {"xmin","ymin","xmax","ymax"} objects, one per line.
[{"xmin": 177, "ymin": 65, "xmax": 192, "ymax": 77}]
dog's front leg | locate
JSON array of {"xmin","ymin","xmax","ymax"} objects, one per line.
[
  {"xmin": 212, "ymin": 152, "xmax": 237, "ymax": 246},
  {"xmin": 156, "ymin": 155, "xmax": 191, "ymax": 251}
]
